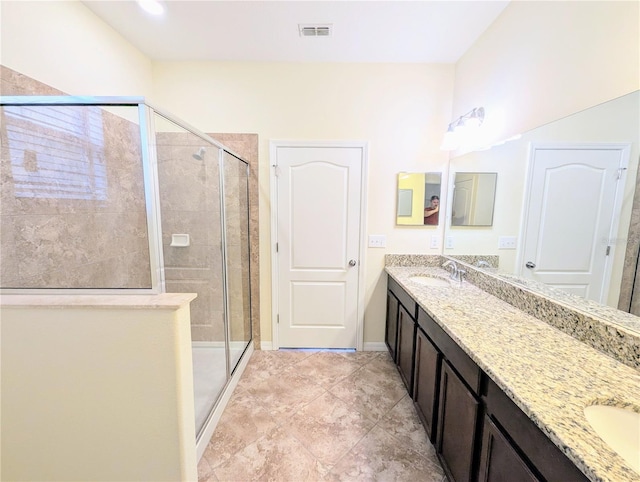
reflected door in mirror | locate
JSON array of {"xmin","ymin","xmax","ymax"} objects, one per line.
[{"xmin": 451, "ymin": 173, "xmax": 497, "ymax": 226}]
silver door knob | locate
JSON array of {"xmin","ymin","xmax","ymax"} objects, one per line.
[
  {"xmin": 525, "ymin": 261, "xmax": 536, "ymax": 269},
  {"xmin": 349, "ymin": 259, "xmax": 357, "ymax": 267}
]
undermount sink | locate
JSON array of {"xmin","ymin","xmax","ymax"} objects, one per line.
[
  {"xmin": 584, "ymin": 404, "xmax": 640, "ymax": 474},
  {"xmin": 409, "ymin": 275, "xmax": 452, "ymax": 287}
]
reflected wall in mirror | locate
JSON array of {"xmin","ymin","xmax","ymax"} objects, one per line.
[
  {"xmin": 451, "ymin": 172, "xmax": 497, "ymax": 226},
  {"xmin": 443, "ymin": 90, "xmax": 640, "ymax": 318},
  {"xmin": 396, "ymin": 172, "xmax": 441, "ymax": 226}
]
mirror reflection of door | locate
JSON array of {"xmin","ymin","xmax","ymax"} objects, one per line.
[
  {"xmin": 396, "ymin": 172, "xmax": 441, "ymax": 226},
  {"xmin": 451, "ymin": 172, "xmax": 497, "ymax": 226}
]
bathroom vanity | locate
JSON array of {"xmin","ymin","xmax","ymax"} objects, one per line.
[{"xmin": 385, "ymin": 256, "xmax": 640, "ymax": 482}]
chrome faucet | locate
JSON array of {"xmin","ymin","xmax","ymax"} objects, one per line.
[
  {"xmin": 443, "ymin": 260, "xmax": 466, "ymax": 283},
  {"xmin": 442, "ymin": 260, "xmax": 458, "ymax": 280}
]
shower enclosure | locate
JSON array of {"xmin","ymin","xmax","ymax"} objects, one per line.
[{"xmin": 0, "ymin": 96, "xmax": 252, "ymax": 440}]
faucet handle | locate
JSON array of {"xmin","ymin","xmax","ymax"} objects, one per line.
[{"xmin": 457, "ymin": 269, "xmax": 467, "ymax": 282}]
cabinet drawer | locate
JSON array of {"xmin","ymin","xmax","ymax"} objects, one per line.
[
  {"xmin": 388, "ymin": 276, "xmax": 417, "ymax": 319},
  {"xmin": 484, "ymin": 378, "xmax": 588, "ymax": 482},
  {"xmin": 418, "ymin": 307, "xmax": 482, "ymax": 395}
]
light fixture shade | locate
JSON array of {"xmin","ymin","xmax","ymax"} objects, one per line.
[
  {"xmin": 440, "ymin": 129, "xmax": 459, "ymax": 151},
  {"xmin": 441, "ymin": 106, "xmax": 485, "ymax": 151}
]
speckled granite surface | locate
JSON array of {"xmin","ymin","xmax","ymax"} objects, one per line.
[
  {"xmin": 385, "ymin": 266, "xmax": 640, "ymax": 482},
  {"xmin": 385, "ymin": 254, "xmax": 640, "ymax": 371},
  {"xmin": 454, "ymin": 258, "xmax": 640, "ymax": 371}
]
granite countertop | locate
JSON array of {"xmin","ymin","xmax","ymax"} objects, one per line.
[{"xmin": 385, "ymin": 266, "xmax": 640, "ymax": 482}]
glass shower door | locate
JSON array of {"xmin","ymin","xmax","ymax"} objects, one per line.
[
  {"xmin": 153, "ymin": 113, "xmax": 227, "ymax": 436},
  {"xmin": 221, "ymin": 150, "xmax": 252, "ymax": 374}
]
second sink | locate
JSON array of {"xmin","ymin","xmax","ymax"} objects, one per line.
[{"xmin": 584, "ymin": 404, "xmax": 640, "ymax": 474}]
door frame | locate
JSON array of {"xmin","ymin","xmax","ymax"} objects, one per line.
[
  {"xmin": 516, "ymin": 142, "xmax": 631, "ymax": 303},
  {"xmin": 269, "ymin": 140, "xmax": 369, "ymax": 350}
]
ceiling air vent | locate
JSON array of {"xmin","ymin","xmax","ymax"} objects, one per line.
[{"xmin": 298, "ymin": 24, "xmax": 332, "ymax": 37}]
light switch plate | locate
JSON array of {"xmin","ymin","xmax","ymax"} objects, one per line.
[
  {"xmin": 498, "ymin": 236, "xmax": 517, "ymax": 249},
  {"xmin": 430, "ymin": 235, "xmax": 440, "ymax": 249},
  {"xmin": 445, "ymin": 236, "xmax": 454, "ymax": 249},
  {"xmin": 368, "ymin": 235, "xmax": 387, "ymax": 248}
]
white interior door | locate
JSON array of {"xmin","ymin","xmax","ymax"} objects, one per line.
[
  {"xmin": 272, "ymin": 143, "xmax": 365, "ymax": 349},
  {"xmin": 520, "ymin": 145, "xmax": 629, "ymax": 302}
]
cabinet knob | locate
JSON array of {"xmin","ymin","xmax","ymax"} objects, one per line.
[
  {"xmin": 525, "ymin": 261, "xmax": 536, "ymax": 269},
  {"xmin": 349, "ymin": 259, "xmax": 357, "ymax": 267}
]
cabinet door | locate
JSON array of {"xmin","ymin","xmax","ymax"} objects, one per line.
[
  {"xmin": 478, "ymin": 416, "xmax": 540, "ymax": 482},
  {"xmin": 413, "ymin": 327, "xmax": 441, "ymax": 442},
  {"xmin": 397, "ymin": 304, "xmax": 415, "ymax": 395},
  {"xmin": 385, "ymin": 291, "xmax": 399, "ymax": 361},
  {"xmin": 437, "ymin": 360, "xmax": 479, "ymax": 482}
]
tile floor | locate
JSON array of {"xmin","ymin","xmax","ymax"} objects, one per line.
[{"xmin": 197, "ymin": 349, "xmax": 446, "ymax": 482}]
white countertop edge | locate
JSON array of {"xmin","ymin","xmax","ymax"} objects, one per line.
[{"xmin": 0, "ymin": 293, "xmax": 198, "ymax": 310}]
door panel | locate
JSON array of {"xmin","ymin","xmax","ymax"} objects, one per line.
[
  {"xmin": 522, "ymin": 146, "xmax": 626, "ymax": 303},
  {"xmin": 275, "ymin": 145, "xmax": 363, "ymax": 348}
]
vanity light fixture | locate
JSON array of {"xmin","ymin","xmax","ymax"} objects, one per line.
[
  {"xmin": 137, "ymin": 0, "xmax": 164, "ymax": 16},
  {"xmin": 440, "ymin": 107, "xmax": 485, "ymax": 151}
]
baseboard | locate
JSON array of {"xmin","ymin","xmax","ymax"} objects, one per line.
[
  {"xmin": 260, "ymin": 341, "xmax": 383, "ymax": 351},
  {"xmin": 259, "ymin": 341, "xmax": 274, "ymax": 351},
  {"xmin": 363, "ymin": 342, "xmax": 387, "ymax": 351},
  {"xmin": 192, "ymin": 341, "xmax": 248, "ymax": 350}
]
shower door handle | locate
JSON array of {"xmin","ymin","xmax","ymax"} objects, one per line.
[{"xmin": 349, "ymin": 259, "xmax": 357, "ymax": 267}]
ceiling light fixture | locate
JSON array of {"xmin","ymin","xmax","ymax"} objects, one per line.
[
  {"xmin": 440, "ymin": 107, "xmax": 485, "ymax": 151},
  {"xmin": 137, "ymin": 0, "xmax": 164, "ymax": 16}
]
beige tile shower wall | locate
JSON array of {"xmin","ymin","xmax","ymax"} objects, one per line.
[
  {"xmin": 156, "ymin": 133, "xmax": 225, "ymax": 342},
  {"xmin": 0, "ymin": 67, "xmax": 151, "ymax": 288}
]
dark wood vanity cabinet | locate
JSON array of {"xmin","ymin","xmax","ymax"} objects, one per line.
[
  {"xmin": 413, "ymin": 326, "xmax": 441, "ymax": 442},
  {"xmin": 387, "ymin": 277, "xmax": 418, "ymax": 395},
  {"xmin": 437, "ymin": 359, "xmax": 480, "ymax": 482},
  {"xmin": 483, "ymin": 379, "xmax": 589, "ymax": 482},
  {"xmin": 385, "ymin": 275, "xmax": 588, "ymax": 482},
  {"xmin": 478, "ymin": 415, "xmax": 539, "ymax": 482},
  {"xmin": 418, "ymin": 307, "xmax": 482, "ymax": 482},
  {"xmin": 397, "ymin": 304, "xmax": 416, "ymax": 394},
  {"xmin": 385, "ymin": 291, "xmax": 399, "ymax": 361}
]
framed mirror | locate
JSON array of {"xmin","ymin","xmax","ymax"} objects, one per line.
[
  {"xmin": 396, "ymin": 172, "xmax": 442, "ymax": 226},
  {"xmin": 451, "ymin": 172, "xmax": 497, "ymax": 226}
]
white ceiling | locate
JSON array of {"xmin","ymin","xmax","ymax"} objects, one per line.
[{"xmin": 82, "ymin": 1, "xmax": 509, "ymax": 63}]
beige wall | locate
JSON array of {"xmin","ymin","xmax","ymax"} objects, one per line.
[
  {"xmin": 1, "ymin": 295, "xmax": 198, "ymax": 482},
  {"xmin": 0, "ymin": 0, "xmax": 153, "ymax": 97},
  {"xmin": 452, "ymin": 0, "xmax": 640, "ymax": 148},
  {"xmin": 152, "ymin": 61, "xmax": 455, "ymax": 345}
]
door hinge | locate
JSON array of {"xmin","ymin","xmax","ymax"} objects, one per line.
[
  {"xmin": 277, "ymin": 314, "xmax": 280, "ymax": 324},
  {"xmin": 276, "ymin": 242, "xmax": 278, "ymax": 253},
  {"xmin": 617, "ymin": 167, "xmax": 627, "ymax": 180},
  {"xmin": 272, "ymin": 164, "xmax": 281, "ymax": 177},
  {"xmin": 606, "ymin": 245, "xmax": 611, "ymax": 256}
]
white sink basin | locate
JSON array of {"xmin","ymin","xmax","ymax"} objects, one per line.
[
  {"xmin": 409, "ymin": 275, "xmax": 451, "ymax": 287},
  {"xmin": 584, "ymin": 404, "xmax": 640, "ymax": 474}
]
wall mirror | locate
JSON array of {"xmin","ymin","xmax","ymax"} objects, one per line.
[
  {"xmin": 451, "ymin": 172, "xmax": 497, "ymax": 226},
  {"xmin": 442, "ymin": 90, "xmax": 640, "ymax": 328},
  {"xmin": 396, "ymin": 172, "xmax": 441, "ymax": 226}
]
